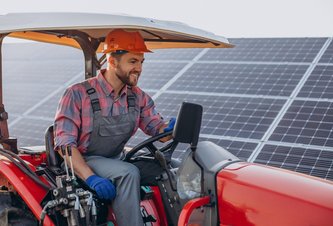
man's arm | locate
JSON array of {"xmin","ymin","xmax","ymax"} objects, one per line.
[
  {"xmin": 58, "ymin": 146, "xmax": 94, "ymax": 180},
  {"xmin": 54, "ymin": 86, "xmax": 116, "ymax": 200},
  {"xmin": 58, "ymin": 146, "xmax": 116, "ymax": 200}
]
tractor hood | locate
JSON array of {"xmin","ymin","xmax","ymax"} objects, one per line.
[{"xmin": 0, "ymin": 12, "xmax": 233, "ymax": 51}]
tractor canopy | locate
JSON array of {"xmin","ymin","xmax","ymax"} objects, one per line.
[{"xmin": 0, "ymin": 12, "xmax": 233, "ymax": 50}]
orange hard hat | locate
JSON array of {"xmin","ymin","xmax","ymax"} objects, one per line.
[{"xmin": 103, "ymin": 29, "xmax": 152, "ymax": 54}]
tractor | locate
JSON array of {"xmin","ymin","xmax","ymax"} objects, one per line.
[{"xmin": 0, "ymin": 13, "xmax": 332, "ymax": 226}]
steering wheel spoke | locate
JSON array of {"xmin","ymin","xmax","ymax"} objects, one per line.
[{"xmin": 146, "ymin": 143, "xmax": 158, "ymax": 153}]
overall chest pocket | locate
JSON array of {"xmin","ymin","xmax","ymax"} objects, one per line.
[{"xmin": 98, "ymin": 122, "xmax": 132, "ymax": 137}]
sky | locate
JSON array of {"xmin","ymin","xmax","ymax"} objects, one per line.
[{"xmin": 1, "ymin": 0, "xmax": 332, "ymax": 39}]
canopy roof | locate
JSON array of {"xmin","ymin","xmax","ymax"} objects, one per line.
[{"xmin": 0, "ymin": 12, "xmax": 233, "ymax": 51}]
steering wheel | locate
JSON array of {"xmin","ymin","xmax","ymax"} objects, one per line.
[{"xmin": 124, "ymin": 131, "xmax": 175, "ymax": 162}]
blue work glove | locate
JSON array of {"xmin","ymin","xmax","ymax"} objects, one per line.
[
  {"xmin": 163, "ymin": 118, "xmax": 176, "ymax": 133},
  {"xmin": 86, "ymin": 175, "xmax": 116, "ymax": 200}
]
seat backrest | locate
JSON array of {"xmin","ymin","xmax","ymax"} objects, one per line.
[{"xmin": 45, "ymin": 125, "xmax": 63, "ymax": 167}]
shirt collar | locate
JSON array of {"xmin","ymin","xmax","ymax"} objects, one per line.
[{"xmin": 97, "ymin": 69, "xmax": 129, "ymax": 97}]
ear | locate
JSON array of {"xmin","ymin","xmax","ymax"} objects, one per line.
[{"xmin": 108, "ymin": 56, "xmax": 117, "ymax": 69}]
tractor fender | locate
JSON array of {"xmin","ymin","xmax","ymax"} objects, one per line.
[
  {"xmin": 0, "ymin": 156, "xmax": 54, "ymax": 225},
  {"xmin": 216, "ymin": 162, "xmax": 333, "ymax": 226}
]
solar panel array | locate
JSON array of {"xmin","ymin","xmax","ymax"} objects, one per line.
[{"xmin": 2, "ymin": 37, "xmax": 333, "ymax": 181}]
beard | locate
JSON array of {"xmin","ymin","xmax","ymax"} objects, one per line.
[{"xmin": 115, "ymin": 67, "xmax": 140, "ymax": 87}]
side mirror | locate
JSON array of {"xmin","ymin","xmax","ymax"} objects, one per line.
[{"xmin": 173, "ymin": 102, "xmax": 203, "ymax": 149}]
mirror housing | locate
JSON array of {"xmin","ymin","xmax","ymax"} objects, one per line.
[{"xmin": 173, "ymin": 102, "xmax": 203, "ymax": 149}]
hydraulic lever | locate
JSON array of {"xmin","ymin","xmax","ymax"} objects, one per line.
[
  {"xmin": 61, "ymin": 145, "xmax": 71, "ymax": 181},
  {"xmin": 66, "ymin": 146, "xmax": 76, "ymax": 180}
]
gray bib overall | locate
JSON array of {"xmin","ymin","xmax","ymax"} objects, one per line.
[
  {"xmin": 81, "ymin": 81, "xmax": 145, "ymax": 226},
  {"xmin": 80, "ymin": 81, "xmax": 163, "ymax": 226},
  {"xmin": 82, "ymin": 81, "xmax": 137, "ymax": 158}
]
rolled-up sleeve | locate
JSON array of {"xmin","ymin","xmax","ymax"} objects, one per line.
[
  {"xmin": 54, "ymin": 87, "xmax": 82, "ymax": 150},
  {"xmin": 139, "ymin": 93, "xmax": 165, "ymax": 136}
]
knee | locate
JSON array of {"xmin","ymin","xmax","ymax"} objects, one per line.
[{"xmin": 124, "ymin": 164, "xmax": 140, "ymax": 180}]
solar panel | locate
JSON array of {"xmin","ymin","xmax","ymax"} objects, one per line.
[
  {"xmin": 3, "ymin": 42, "xmax": 83, "ymax": 61},
  {"xmin": 201, "ymin": 38, "xmax": 328, "ymax": 62},
  {"xmin": 138, "ymin": 62, "xmax": 187, "ymax": 90},
  {"xmin": 269, "ymin": 100, "xmax": 333, "ymax": 147},
  {"xmin": 297, "ymin": 65, "xmax": 333, "ymax": 98},
  {"xmin": 255, "ymin": 144, "xmax": 333, "ymax": 180},
  {"xmin": 319, "ymin": 40, "xmax": 333, "ymax": 64},
  {"xmin": 9, "ymin": 117, "xmax": 53, "ymax": 147},
  {"xmin": 155, "ymin": 93, "xmax": 285, "ymax": 139},
  {"xmin": 3, "ymin": 60, "xmax": 83, "ymax": 85},
  {"xmin": 3, "ymin": 62, "xmax": 83, "ymax": 115},
  {"xmin": 171, "ymin": 63, "xmax": 308, "ymax": 96},
  {"xmin": 28, "ymin": 89, "xmax": 67, "ymax": 119}
]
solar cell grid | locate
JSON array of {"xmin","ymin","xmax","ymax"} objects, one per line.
[
  {"xmin": 138, "ymin": 62, "xmax": 187, "ymax": 90},
  {"xmin": 297, "ymin": 65, "xmax": 333, "ymax": 98},
  {"xmin": 201, "ymin": 38, "xmax": 327, "ymax": 62},
  {"xmin": 269, "ymin": 100, "xmax": 333, "ymax": 147},
  {"xmin": 319, "ymin": 40, "xmax": 333, "ymax": 64},
  {"xmin": 155, "ymin": 93, "xmax": 285, "ymax": 139},
  {"xmin": 28, "ymin": 89, "xmax": 67, "ymax": 118},
  {"xmin": 255, "ymin": 145, "xmax": 333, "ymax": 180},
  {"xmin": 4, "ymin": 83, "xmax": 60, "ymax": 115},
  {"xmin": 170, "ymin": 63, "xmax": 307, "ymax": 96},
  {"xmin": 3, "ymin": 60, "xmax": 83, "ymax": 85},
  {"xmin": 10, "ymin": 117, "xmax": 53, "ymax": 147},
  {"xmin": 3, "ymin": 42, "xmax": 83, "ymax": 61}
]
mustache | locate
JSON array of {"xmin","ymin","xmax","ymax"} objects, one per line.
[{"xmin": 129, "ymin": 71, "xmax": 141, "ymax": 77}]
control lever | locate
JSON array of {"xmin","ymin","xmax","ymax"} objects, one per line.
[
  {"xmin": 61, "ymin": 146, "xmax": 70, "ymax": 181},
  {"xmin": 155, "ymin": 150, "xmax": 177, "ymax": 191},
  {"xmin": 66, "ymin": 146, "xmax": 76, "ymax": 180}
]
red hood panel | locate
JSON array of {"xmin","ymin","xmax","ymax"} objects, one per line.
[{"xmin": 216, "ymin": 162, "xmax": 333, "ymax": 226}]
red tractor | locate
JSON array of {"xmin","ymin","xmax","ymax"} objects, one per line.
[{"xmin": 0, "ymin": 13, "xmax": 332, "ymax": 226}]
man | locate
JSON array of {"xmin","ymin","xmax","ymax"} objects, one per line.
[{"xmin": 54, "ymin": 29, "xmax": 175, "ymax": 226}]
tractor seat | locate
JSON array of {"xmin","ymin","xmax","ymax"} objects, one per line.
[{"xmin": 45, "ymin": 125, "xmax": 63, "ymax": 168}]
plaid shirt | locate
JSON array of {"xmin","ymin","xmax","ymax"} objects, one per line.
[{"xmin": 54, "ymin": 70, "xmax": 165, "ymax": 154}]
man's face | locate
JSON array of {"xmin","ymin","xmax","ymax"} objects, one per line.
[{"xmin": 113, "ymin": 52, "xmax": 145, "ymax": 87}]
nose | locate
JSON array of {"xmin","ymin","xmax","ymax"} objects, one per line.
[{"xmin": 135, "ymin": 62, "xmax": 143, "ymax": 73}]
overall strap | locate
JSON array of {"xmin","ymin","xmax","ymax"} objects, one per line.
[
  {"xmin": 82, "ymin": 81, "xmax": 101, "ymax": 112},
  {"xmin": 127, "ymin": 87, "xmax": 136, "ymax": 112},
  {"xmin": 83, "ymin": 81, "xmax": 135, "ymax": 113}
]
